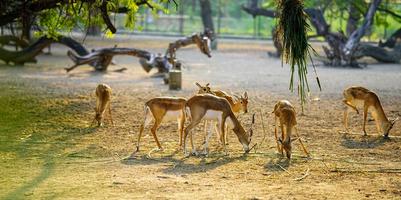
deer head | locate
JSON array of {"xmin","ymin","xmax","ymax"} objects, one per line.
[
  {"xmin": 384, "ymin": 117, "xmax": 399, "ymax": 138},
  {"xmin": 240, "ymin": 113, "xmax": 256, "ymax": 153},
  {"xmin": 195, "ymin": 82, "xmax": 212, "ymax": 94},
  {"xmin": 92, "ymin": 108, "xmax": 102, "ymax": 127}
]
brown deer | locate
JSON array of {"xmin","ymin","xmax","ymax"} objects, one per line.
[
  {"xmin": 92, "ymin": 83, "xmax": 113, "ymax": 127},
  {"xmin": 272, "ymin": 100, "xmax": 309, "ymax": 159},
  {"xmin": 135, "ymin": 97, "xmax": 193, "ymax": 152},
  {"xmin": 183, "ymin": 94, "xmax": 253, "ymax": 156},
  {"xmin": 195, "ymin": 82, "xmax": 249, "ymax": 144},
  {"xmin": 343, "ymin": 86, "xmax": 398, "ymax": 138}
]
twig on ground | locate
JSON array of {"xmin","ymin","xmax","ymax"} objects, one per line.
[
  {"xmin": 276, "ymin": 164, "xmax": 292, "ymax": 175},
  {"xmin": 293, "ymin": 168, "xmax": 310, "ymax": 181},
  {"xmin": 147, "ymin": 148, "xmax": 160, "ymax": 159}
]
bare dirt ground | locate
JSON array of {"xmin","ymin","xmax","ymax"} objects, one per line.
[{"xmin": 0, "ymin": 35, "xmax": 401, "ymax": 199}]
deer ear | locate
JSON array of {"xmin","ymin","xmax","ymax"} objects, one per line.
[
  {"xmin": 243, "ymin": 92, "xmax": 248, "ymax": 99},
  {"xmin": 195, "ymin": 82, "xmax": 202, "ymax": 88},
  {"xmin": 206, "ymin": 83, "xmax": 210, "ymax": 87}
]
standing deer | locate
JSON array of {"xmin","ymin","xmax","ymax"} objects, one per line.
[
  {"xmin": 135, "ymin": 97, "xmax": 192, "ymax": 152},
  {"xmin": 272, "ymin": 100, "xmax": 309, "ymax": 159},
  {"xmin": 183, "ymin": 94, "xmax": 253, "ymax": 156},
  {"xmin": 343, "ymin": 86, "xmax": 398, "ymax": 138},
  {"xmin": 195, "ymin": 82, "xmax": 249, "ymax": 144},
  {"xmin": 92, "ymin": 83, "xmax": 113, "ymax": 127}
]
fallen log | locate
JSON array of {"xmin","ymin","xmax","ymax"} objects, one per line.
[
  {"xmin": 356, "ymin": 43, "xmax": 401, "ymax": 63},
  {"xmin": 66, "ymin": 47, "xmax": 157, "ymax": 72},
  {"xmin": 0, "ymin": 36, "xmax": 90, "ymax": 65}
]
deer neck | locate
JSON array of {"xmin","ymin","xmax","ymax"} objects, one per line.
[
  {"xmin": 371, "ymin": 101, "xmax": 390, "ymax": 131},
  {"xmin": 228, "ymin": 113, "xmax": 249, "ymax": 146},
  {"xmin": 283, "ymin": 124, "xmax": 293, "ymax": 144}
]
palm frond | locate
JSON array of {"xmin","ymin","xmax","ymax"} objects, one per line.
[{"xmin": 276, "ymin": 0, "xmax": 321, "ymax": 111}]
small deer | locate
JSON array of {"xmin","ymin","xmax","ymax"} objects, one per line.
[
  {"xmin": 183, "ymin": 94, "xmax": 254, "ymax": 156},
  {"xmin": 92, "ymin": 83, "xmax": 113, "ymax": 127},
  {"xmin": 195, "ymin": 82, "xmax": 249, "ymax": 144},
  {"xmin": 272, "ymin": 100, "xmax": 309, "ymax": 159},
  {"xmin": 136, "ymin": 97, "xmax": 193, "ymax": 152},
  {"xmin": 343, "ymin": 86, "xmax": 398, "ymax": 138}
]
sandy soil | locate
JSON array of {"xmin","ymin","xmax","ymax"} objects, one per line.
[{"xmin": 0, "ymin": 35, "xmax": 401, "ymax": 199}]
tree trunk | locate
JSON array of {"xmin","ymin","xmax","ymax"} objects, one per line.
[
  {"xmin": 242, "ymin": 1, "xmax": 395, "ymax": 67},
  {"xmin": 346, "ymin": 4, "xmax": 360, "ymax": 36},
  {"xmin": 379, "ymin": 28, "xmax": 401, "ymax": 48},
  {"xmin": 356, "ymin": 43, "xmax": 401, "ymax": 63},
  {"xmin": 199, "ymin": 0, "xmax": 217, "ymax": 50},
  {"xmin": 66, "ymin": 47, "xmax": 170, "ymax": 73},
  {"xmin": 343, "ymin": 0, "xmax": 382, "ymax": 62},
  {"xmin": 0, "ymin": 36, "xmax": 90, "ymax": 65}
]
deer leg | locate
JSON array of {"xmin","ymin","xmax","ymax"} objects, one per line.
[
  {"xmin": 274, "ymin": 116, "xmax": 281, "ymax": 153},
  {"xmin": 214, "ymin": 123, "xmax": 223, "ymax": 145},
  {"xmin": 295, "ymin": 127, "xmax": 309, "ymax": 156},
  {"xmin": 183, "ymin": 118, "xmax": 202, "ymax": 156},
  {"xmin": 343, "ymin": 107, "xmax": 353, "ymax": 133},
  {"xmin": 280, "ymin": 122, "xmax": 285, "ymax": 156},
  {"xmin": 150, "ymin": 119, "xmax": 163, "ymax": 150},
  {"xmin": 178, "ymin": 112, "xmax": 185, "ymax": 148},
  {"xmin": 343, "ymin": 100, "xmax": 359, "ymax": 114},
  {"xmin": 108, "ymin": 103, "xmax": 114, "ymax": 126},
  {"xmin": 220, "ymin": 118, "xmax": 228, "ymax": 155},
  {"xmin": 202, "ymin": 123, "xmax": 213, "ymax": 155},
  {"xmin": 363, "ymin": 104, "xmax": 368, "ymax": 136},
  {"xmin": 136, "ymin": 109, "xmax": 152, "ymax": 152},
  {"xmin": 225, "ymin": 124, "xmax": 229, "ymax": 145}
]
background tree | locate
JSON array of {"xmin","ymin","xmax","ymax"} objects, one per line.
[
  {"xmin": 243, "ymin": 0, "xmax": 401, "ymax": 67},
  {"xmin": 199, "ymin": 0, "xmax": 217, "ymax": 49}
]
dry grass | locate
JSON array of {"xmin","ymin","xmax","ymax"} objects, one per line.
[{"xmin": 0, "ymin": 37, "xmax": 400, "ymax": 199}]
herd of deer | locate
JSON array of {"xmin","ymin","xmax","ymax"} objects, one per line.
[{"xmin": 93, "ymin": 83, "xmax": 398, "ymax": 159}]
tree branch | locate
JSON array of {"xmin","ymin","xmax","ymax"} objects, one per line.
[
  {"xmin": 377, "ymin": 7, "xmax": 401, "ymax": 19},
  {"xmin": 100, "ymin": 1, "xmax": 116, "ymax": 33},
  {"xmin": 343, "ymin": 0, "xmax": 382, "ymax": 57}
]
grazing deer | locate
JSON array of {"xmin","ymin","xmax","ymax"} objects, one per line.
[
  {"xmin": 183, "ymin": 94, "xmax": 253, "ymax": 156},
  {"xmin": 272, "ymin": 100, "xmax": 309, "ymax": 159},
  {"xmin": 92, "ymin": 83, "xmax": 113, "ymax": 127},
  {"xmin": 135, "ymin": 97, "xmax": 192, "ymax": 152},
  {"xmin": 195, "ymin": 82, "xmax": 249, "ymax": 144},
  {"xmin": 343, "ymin": 86, "xmax": 398, "ymax": 138}
]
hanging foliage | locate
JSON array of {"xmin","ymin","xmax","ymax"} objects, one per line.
[{"xmin": 276, "ymin": 0, "xmax": 321, "ymax": 111}]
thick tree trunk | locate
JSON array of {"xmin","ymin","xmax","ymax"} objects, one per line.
[
  {"xmin": 66, "ymin": 47, "xmax": 151, "ymax": 72},
  {"xmin": 199, "ymin": 0, "xmax": 217, "ymax": 50},
  {"xmin": 165, "ymin": 30, "xmax": 212, "ymax": 66},
  {"xmin": 379, "ymin": 28, "xmax": 401, "ymax": 48},
  {"xmin": 346, "ymin": 4, "xmax": 360, "ymax": 36},
  {"xmin": 343, "ymin": 0, "xmax": 382, "ymax": 63},
  {"xmin": 0, "ymin": 35, "xmax": 30, "ymax": 48},
  {"xmin": 0, "ymin": 36, "xmax": 90, "ymax": 65},
  {"xmin": 66, "ymin": 47, "xmax": 170, "ymax": 73},
  {"xmin": 356, "ymin": 43, "xmax": 401, "ymax": 63}
]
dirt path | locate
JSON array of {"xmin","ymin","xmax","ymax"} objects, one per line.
[{"xmin": 0, "ymin": 36, "xmax": 401, "ymax": 199}]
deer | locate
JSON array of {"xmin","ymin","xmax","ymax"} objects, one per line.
[
  {"xmin": 343, "ymin": 86, "xmax": 398, "ymax": 138},
  {"xmin": 183, "ymin": 94, "xmax": 254, "ymax": 156},
  {"xmin": 92, "ymin": 83, "xmax": 113, "ymax": 127},
  {"xmin": 195, "ymin": 82, "xmax": 249, "ymax": 145},
  {"xmin": 135, "ymin": 97, "xmax": 193, "ymax": 152},
  {"xmin": 272, "ymin": 100, "xmax": 309, "ymax": 159}
]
